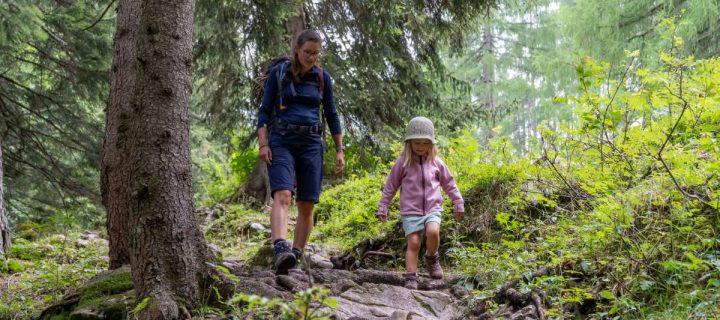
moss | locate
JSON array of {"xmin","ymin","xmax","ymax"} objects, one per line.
[
  {"xmin": 7, "ymin": 240, "xmax": 47, "ymax": 260},
  {"xmin": 77, "ymin": 267, "xmax": 134, "ymax": 307},
  {"xmin": 70, "ymin": 291, "xmax": 134, "ymax": 320},
  {"xmin": 247, "ymin": 244, "xmax": 273, "ymax": 267},
  {"xmin": 7, "ymin": 259, "xmax": 24, "ymax": 273},
  {"xmin": 16, "ymin": 221, "xmax": 44, "ymax": 240}
]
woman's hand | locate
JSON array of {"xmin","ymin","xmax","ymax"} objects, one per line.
[
  {"xmin": 259, "ymin": 145, "xmax": 272, "ymax": 165},
  {"xmin": 335, "ymin": 151, "xmax": 345, "ymax": 174}
]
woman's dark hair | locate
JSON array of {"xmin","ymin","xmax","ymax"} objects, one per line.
[{"xmin": 290, "ymin": 29, "xmax": 322, "ymax": 80}]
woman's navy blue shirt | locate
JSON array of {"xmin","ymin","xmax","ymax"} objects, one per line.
[{"xmin": 256, "ymin": 64, "xmax": 342, "ymax": 135}]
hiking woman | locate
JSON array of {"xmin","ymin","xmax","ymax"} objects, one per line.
[
  {"xmin": 377, "ymin": 116, "xmax": 463, "ymax": 289},
  {"xmin": 256, "ymin": 29, "xmax": 344, "ymax": 275}
]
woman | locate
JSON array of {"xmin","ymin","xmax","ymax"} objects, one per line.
[{"xmin": 256, "ymin": 29, "xmax": 345, "ymax": 275}]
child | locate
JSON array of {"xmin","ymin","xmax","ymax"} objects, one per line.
[{"xmin": 377, "ymin": 116, "xmax": 464, "ymax": 290}]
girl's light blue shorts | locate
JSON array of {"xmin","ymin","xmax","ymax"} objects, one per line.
[{"xmin": 401, "ymin": 212, "xmax": 442, "ymax": 236}]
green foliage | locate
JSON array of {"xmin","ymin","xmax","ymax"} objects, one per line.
[
  {"xmin": 527, "ymin": 50, "xmax": 719, "ymax": 317},
  {"xmin": 78, "ymin": 269, "xmax": 134, "ymax": 307},
  {"xmin": 193, "ymin": 0, "xmax": 497, "ymax": 148},
  {"xmin": 127, "ymin": 297, "xmax": 150, "ymax": 320},
  {"xmin": 1, "ymin": 1, "xmax": 113, "ymax": 225},
  {"xmin": 0, "ymin": 231, "xmax": 109, "ymax": 318},
  {"xmin": 203, "ymin": 204, "xmax": 270, "ymax": 260},
  {"xmin": 312, "ymin": 174, "xmax": 391, "ymax": 251},
  {"xmin": 224, "ymin": 287, "xmax": 336, "ymax": 319}
]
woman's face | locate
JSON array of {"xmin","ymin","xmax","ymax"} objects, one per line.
[
  {"xmin": 410, "ymin": 139, "xmax": 433, "ymax": 156},
  {"xmin": 295, "ymin": 41, "xmax": 321, "ymax": 72}
]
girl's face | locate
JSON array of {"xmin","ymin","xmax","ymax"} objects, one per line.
[
  {"xmin": 295, "ymin": 41, "xmax": 321, "ymax": 72},
  {"xmin": 410, "ymin": 139, "xmax": 433, "ymax": 156}
]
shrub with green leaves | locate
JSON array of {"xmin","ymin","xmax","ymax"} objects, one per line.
[{"xmin": 313, "ymin": 174, "xmax": 391, "ymax": 251}]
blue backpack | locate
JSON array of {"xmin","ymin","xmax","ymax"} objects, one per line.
[{"xmin": 255, "ymin": 56, "xmax": 324, "ymax": 115}]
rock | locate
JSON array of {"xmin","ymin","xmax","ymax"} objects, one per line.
[
  {"xmin": 235, "ymin": 279, "xmax": 292, "ymax": 300},
  {"xmin": 81, "ymin": 232, "xmax": 100, "ymax": 241},
  {"xmin": 69, "ymin": 307, "xmax": 106, "ymax": 319},
  {"xmin": 276, "ymin": 275, "xmax": 304, "ymax": 291},
  {"xmin": 450, "ymin": 284, "xmax": 470, "ymax": 299},
  {"xmin": 308, "ymin": 253, "xmax": 334, "ymax": 269},
  {"xmin": 250, "ymin": 222, "xmax": 267, "ymax": 233},
  {"xmin": 49, "ymin": 234, "xmax": 67, "ymax": 245},
  {"xmin": 388, "ymin": 310, "xmax": 412, "ymax": 320},
  {"xmin": 332, "ymin": 283, "xmax": 463, "ymax": 320},
  {"xmin": 208, "ymin": 243, "xmax": 222, "ymax": 260},
  {"xmin": 75, "ymin": 239, "xmax": 90, "ymax": 248},
  {"xmin": 329, "ymin": 278, "xmax": 359, "ymax": 295}
]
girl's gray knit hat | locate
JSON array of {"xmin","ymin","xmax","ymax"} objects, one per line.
[{"xmin": 404, "ymin": 116, "xmax": 436, "ymax": 144}]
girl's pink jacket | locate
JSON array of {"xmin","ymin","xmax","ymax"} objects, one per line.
[{"xmin": 377, "ymin": 154, "xmax": 464, "ymax": 217}]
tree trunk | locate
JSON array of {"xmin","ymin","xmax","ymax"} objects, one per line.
[
  {"xmin": 0, "ymin": 140, "xmax": 10, "ymax": 255},
  {"xmin": 240, "ymin": 5, "xmax": 306, "ymax": 206},
  {"xmin": 102, "ymin": 0, "xmax": 139, "ymax": 270},
  {"xmin": 102, "ymin": 0, "xmax": 213, "ymax": 318}
]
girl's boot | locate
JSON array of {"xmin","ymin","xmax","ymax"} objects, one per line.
[
  {"xmin": 404, "ymin": 272, "xmax": 418, "ymax": 290},
  {"xmin": 425, "ymin": 252, "xmax": 443, "ymax": 279}
]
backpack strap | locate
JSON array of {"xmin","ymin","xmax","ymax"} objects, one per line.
[
  {"xmin": 274, "ymin": 61, "xmax": 290, "ymax": 115},
  {"xmin": 317, "ymin": 67, "xmax": 324, "ymax": 99}
]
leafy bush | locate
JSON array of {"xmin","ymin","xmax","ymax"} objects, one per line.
[{"xmin": 312, "ymin": 174, "xmax": 391, "ymax": 251}]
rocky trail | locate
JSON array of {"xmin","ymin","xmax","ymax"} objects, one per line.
[{"xmin": 38, "ymin": 245, "xmax": 550, "ymax": 320}]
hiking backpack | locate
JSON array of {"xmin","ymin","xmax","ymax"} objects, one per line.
[{"xmin": 253, "ymin": 55, "xmax": 324, "ymax": 115}]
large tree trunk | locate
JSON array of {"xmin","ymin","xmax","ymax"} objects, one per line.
[
  {"xmin": 102, "ymin": 0, "xmax": 213, "ymax": 317},
  {"xmin": 240, "ymin": 5, "xmax": 306, "ymax": 205},
  {"xmin": 0, "ymin": 140, "xmax": 9, "ymax": 255}
]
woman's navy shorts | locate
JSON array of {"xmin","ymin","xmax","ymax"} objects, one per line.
[{"xmin": 267, "ymin": 128, "xmax": 323, "ymax": 203}]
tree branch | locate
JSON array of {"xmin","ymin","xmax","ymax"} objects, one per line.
[{"xmin": 83, "ymin": 0, "xmax": 116, "ymax": 31}]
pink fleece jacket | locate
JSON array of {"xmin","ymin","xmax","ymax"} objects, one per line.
[{"xmin": 377, "ymin": 154, "xmax": 464, "ymax": 217}]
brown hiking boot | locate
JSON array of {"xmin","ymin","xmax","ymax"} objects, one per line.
[
  {"xmin": 425, "ymin": 252, "xmax": 443, "ymax": 279},
  {"xmin": 404, "ymin": 272, "xmax": 418, "ymax": 290}
]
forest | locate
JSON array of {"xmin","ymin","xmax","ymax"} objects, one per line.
[{"xmin": 0, "ymin": 0, "xmax": 719, "ymax": 319}]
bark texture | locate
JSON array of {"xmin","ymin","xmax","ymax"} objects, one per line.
[
  {"xmin": 0, "ymin": 141, "xmax": 10, "ymax": 255},
  {"xmin": 102, "ymin": 0, "xmax": 140, "ymax": 269},
  {"xmin": 103, "ymin": 0, "xmax": 212, "ymax": 318}
]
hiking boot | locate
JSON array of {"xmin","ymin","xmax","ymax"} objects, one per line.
[
  {"xmin": 273, "ymin": 240, "xmax": 296, "ymax": 275},
  {"xmin": 404, "ymin": 272, "xmax": 418, "ymax": 290},
  {"xmin": 291, "ymin": 248, "xmax": 303, "ymax": 269},
  {"xmin": 425, "ymin": 252, "xmax": 443, "ymax": 279}
]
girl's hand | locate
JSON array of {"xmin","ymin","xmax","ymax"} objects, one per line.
[
  {"xmin": 453, "ymin": 211, "xmax": 463, "ymax": 221},
  {"xmin": 377, "ymin": 213, "xmax": 387, "ymax": 222},
  {"xmin": 259, "ymin": 145, "xmax": 272, "ymax": 165},
  {"xmin": 335, "ymin": 151, "xmax": 345, "ymax": 174}
]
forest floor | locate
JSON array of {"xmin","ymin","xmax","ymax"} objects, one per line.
[{"xmin": 0, "ymin": 221, "xmax": 550, "ymax": 320}]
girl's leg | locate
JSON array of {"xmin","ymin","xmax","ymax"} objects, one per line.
[
  {"xmin": 270, "ymin": 190, "xmax": 293, "ymax": 241},
  {"xmin": 406, "ymin": 232, "xmax": 422, "ymax": 273},
  {"xmin": 424, "ymin": 221, "xmax": 441, "ymax": 256},
  {"xmin": 293, "ymin": 201, "xmax": 314, "ymax": 250}
]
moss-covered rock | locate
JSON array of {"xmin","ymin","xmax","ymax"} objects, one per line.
[
  {"xmin": 69, "ymin": 291, "xmax": 135, "ymax": 320},
  {"xmin": 38, "ymin": 266, "xmax": 135, "ymax": 320},
  {"xmin": 77, "ymin": 266, "xmax": 134, "ymax": 307},
  {"xmin": 247, "ymin": 244, "xmax": 274, "ymax": 267}
]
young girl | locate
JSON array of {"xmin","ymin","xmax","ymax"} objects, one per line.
[{"xmin": 377, "ymin": 116, "xmax": 464, "ymax": 289}]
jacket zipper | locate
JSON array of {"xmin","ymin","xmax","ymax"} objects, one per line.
[{"xmin": 420, "ymin": 156, "xmax": 426, "ymax": 214}]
